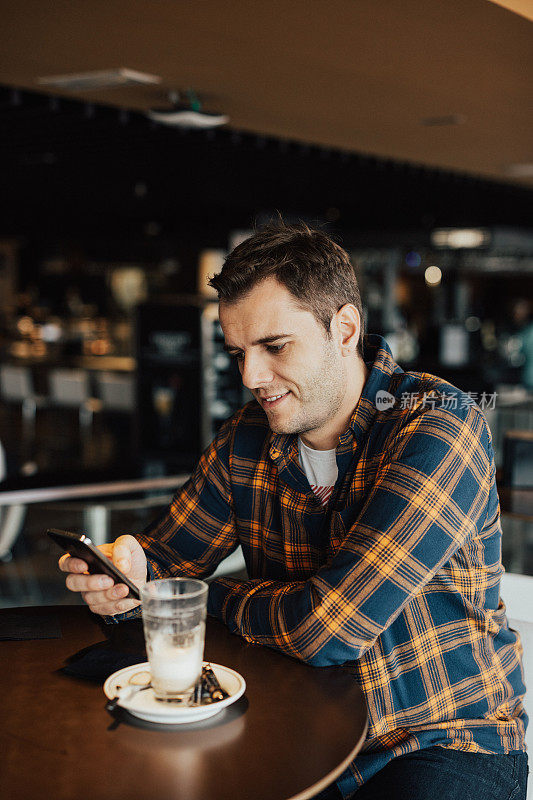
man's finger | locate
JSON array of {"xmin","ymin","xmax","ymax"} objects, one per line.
[
  {"xmin": 87, "ymin": 598, "xmax": 141, "ymax": 616},
  {"xmin": 112, "ymin": 535, "xmax": 136, "ymax": 572},
  {"xmin": 58, "ymin": 554, "xmax": 88, "ymax": 573},
  {"xmin": 80, "ymin": 583, "xmax": 131, "ymax": 605},
  {"xmin": 66, "ymin": 573, "xmax": 114, "ymax": 592}
]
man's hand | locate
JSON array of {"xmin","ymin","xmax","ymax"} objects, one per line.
[{"xmin": 58, "ymin": 534, "xmax": 147, "ymax": 616}]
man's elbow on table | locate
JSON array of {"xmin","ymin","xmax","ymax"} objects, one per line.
[
  {"xmin": 292, "ymin": 608, "xmax": 369, "ymax": 666},
  {"xmin": 295, "ymin": 585, "xmax": 371, "ymax": 667},
  {"xmin": 304, "ymin": 640, "xmax": 366, "ymax": 668}
]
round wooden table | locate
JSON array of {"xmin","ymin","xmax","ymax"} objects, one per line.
[{"xmin": 0, "ymin": 606, "xmax": 367, "ymax": 800}]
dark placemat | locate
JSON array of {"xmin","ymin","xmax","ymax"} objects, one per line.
[
  {"xmin": 0, "ymin": 609, "xmax": 62, "ymax": 640},
  {"xmin": 61, "ymin": 641, "xmax": 146, "ymax": 682},
  {"xmin": 61, "ymin": 618, "xmax": 147, "ymax": 682}
]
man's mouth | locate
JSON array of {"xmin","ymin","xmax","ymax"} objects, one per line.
[{"xmin": 259, "ymin": 391, "xmax": 290, "ymax": 408}]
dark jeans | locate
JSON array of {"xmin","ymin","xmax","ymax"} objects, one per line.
[{"xmin": 313, "ymin": 747, "xmax": 529, "ymax": 800}]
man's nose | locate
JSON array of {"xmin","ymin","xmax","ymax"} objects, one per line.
[{"xmin": 240, "ymin": 352, "xmax": 274, "ymax": 389}]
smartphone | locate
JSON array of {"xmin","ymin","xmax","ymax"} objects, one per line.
[{"xmin": 47, "ymin": 528, "xmax": 141, "ymax": 601}]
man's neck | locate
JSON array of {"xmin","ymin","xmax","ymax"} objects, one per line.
[{"xmin": 299, "ymin": 359, "xmax": 369, "ymax": 450}]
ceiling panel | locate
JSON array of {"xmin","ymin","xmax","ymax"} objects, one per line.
[{"xmin": 0, "ymin": 0, "xmax": 532, "ymax": 186}]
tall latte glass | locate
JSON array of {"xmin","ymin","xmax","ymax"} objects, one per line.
[{"xmin": 141, "ymin": 578, "xmax": 208, "ymax": 702}]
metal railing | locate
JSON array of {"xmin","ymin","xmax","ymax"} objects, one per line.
[{"xmin": 0, "ymin": 474, "xmax": 189, "ymax": 556}]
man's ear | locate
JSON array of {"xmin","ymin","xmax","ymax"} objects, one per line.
[{"xmin": 333, "ymin": 304, "xmax": 361, "ymax": 355}]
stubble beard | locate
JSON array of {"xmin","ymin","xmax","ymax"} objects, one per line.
[{"xmin": 267, "ymin": 339, "xmax": 347, "ymax": 437}]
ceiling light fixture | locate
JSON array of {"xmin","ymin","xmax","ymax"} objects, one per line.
[
  {"xmin": 425, "ymin": 266, "xmax": 442, "ymax": 286},
  {"xmin": 37, "ymin": 68, "xmax": 161, "ymax": 91},
  {"xmin": 431, "ymin": 228, "xmax": 490, "ymax": 249},
  {"xmin": 147, "ymin": 90, "xmax": 229, "ymax": 129}
]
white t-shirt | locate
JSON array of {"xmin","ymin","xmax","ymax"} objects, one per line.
[{"xmin": 298, "ymin": 437, "xmax": 338, "ymax": 506}]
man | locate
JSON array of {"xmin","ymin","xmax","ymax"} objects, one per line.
[{"xmin": 60, "ymin": 223, "xmax": 528, "ymax": 799}]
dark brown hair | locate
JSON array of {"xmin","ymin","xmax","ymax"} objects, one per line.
[{"xmin": 208, "ymin": 221, "xmax": 365, "ymax": 356}]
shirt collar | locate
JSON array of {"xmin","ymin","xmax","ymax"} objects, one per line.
[{"xmin": 269, "ymin": 334, "xmax": 403, "ymax": 461}]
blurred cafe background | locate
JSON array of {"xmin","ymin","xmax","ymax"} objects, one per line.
[{"xmin": 0, "ymin": 0, "xmax": 532, "ymax": 608}]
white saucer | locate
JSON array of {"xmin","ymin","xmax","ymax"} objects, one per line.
[{"xmin": 103, "ymin": 661, "xmax": 246, "ymax": 724}]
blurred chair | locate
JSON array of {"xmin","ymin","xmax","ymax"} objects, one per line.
[
  {"xmin": 500, "ymin": 571, "xmax": 532, "ymax": 798},
  {"xmin": 0, "ymin": 503, "xmax": 26, "ymax": 561},
  {"xmin": 489, "ymin": 389, "xmax": 533, "ymax": 468},
  {"xmin": 96, "ymin": 371, "xmax": 135, "ymax": 413},
  {"xmin": 0, "ymin": 439, "xmax": 26, "ymax": 561},
  {"xmin": 0, "ymin": 364, "xmax": 48, "ymax": 438},
  {"xmin": 503, "ymin": 430, "xmax": 533, "ymax": 489},
  {"xmin": 48, "ymin": 368, "xmax": 100, "ymax": 434}
]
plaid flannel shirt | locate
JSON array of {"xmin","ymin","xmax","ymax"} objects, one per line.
[{"xmin": 132, "ymin": 334, "xmax": 527, "ymax": 794}]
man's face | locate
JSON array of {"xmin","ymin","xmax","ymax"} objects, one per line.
[{"xmin": 219, "ymin": 277, "xmax": 349, "ymax": 443}]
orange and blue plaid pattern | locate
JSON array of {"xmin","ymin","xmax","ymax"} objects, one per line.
[{"xmin": 136, "ymin": 335, "xmax": 527, "ymax": 793}]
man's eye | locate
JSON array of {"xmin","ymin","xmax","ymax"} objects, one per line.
[
  {"xmin": 266, "ymin": 343, "xmax": 286, "ymax": 354},
  {"xmin": 229, "ymin": 352, "xmax": 244, "ymax": 361}
]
